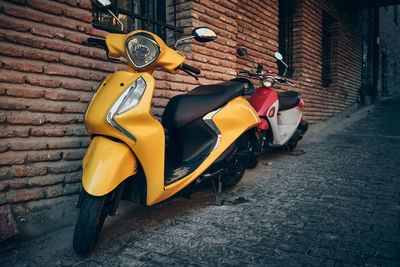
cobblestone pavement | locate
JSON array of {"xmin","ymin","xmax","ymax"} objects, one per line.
[{"xmin": 1, "ymin": 96, "xmax": 400, "ymax": 266}]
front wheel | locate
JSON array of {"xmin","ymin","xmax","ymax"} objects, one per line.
[
  {"xmin": 73, "ymin": 191, "xmax": 110, "ymax": 255},
  {"xmin": 221, "ymin": 156, "xmax": 246, "ymax": 188}
]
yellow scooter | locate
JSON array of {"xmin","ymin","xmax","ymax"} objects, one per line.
[{"xmin": 73, "ymin": 1, "xmax": 260, "ymax": 255}]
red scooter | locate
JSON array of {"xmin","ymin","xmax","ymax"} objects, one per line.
[{"xmin": 237, "ymin": 47, "xmax": 308, "ymax": 167}]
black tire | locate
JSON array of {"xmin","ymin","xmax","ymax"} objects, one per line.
[
  {"xmin": 248, "ymin": 151, "xmax": 260, "ymax": 169},
  {"xmin": 222, "ymin": 156, "xmax": 246, "ymax": 188},
  {"xmin": 73, "ymin": 191, "xmax": 110, "ymax": 255}
]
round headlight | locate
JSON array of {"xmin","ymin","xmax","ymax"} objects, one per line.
[
  {"xmin": 125, "ymin": 34, "xmax": 160, "ymax": 68},
  {"xmin": 262, "ymin": 76, "xmax": 275, "ymax": 88}
]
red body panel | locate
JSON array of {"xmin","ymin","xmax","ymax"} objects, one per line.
[
  {"xmin": 249, "ymin": 87, "xmax": 278, "ymax": 117},
  {"xmin": 258, "ymin": 117, "xmax": 269, "ymax": 130}
]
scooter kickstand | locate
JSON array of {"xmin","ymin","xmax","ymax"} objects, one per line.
[{"xmin": 211, "ymin": 177, "xmax": 225, "ymax": 206}]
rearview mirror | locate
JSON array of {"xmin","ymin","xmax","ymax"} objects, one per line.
[
  {"xmin": 92, "ymin": 0, "xmax": 123, "ymax": 32},
  {"xmin": 237, "ymin": 46, "xmax": 247, "ymax": 57},
  {"xmin": 192, "ymin": 27, "xmax": 217, "ymax": 42},
  {"xmin": 94, "ymin": 0, "xmax": 112, "ymax": 7},
  {"xmin": 274, "ymin": 52, "xmax": 283, "ymax": 61}
]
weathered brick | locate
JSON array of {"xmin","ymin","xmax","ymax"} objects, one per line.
[
  {"xmin": 23, "ymin": 50, "xmax": 60, "ymax": 63},
  {"xmin": 62, "ymin": 8, "xmax": 92, "ymax": 23},
  {"xmin": 27, "ymin": 151, "xmax": 62, "ymax": 163},
  {"xmin": 0, "ymin": 72, "xmax": 25, "ymax": 84},
  {"xmin": 3, "ymin": 61, "xmax": 43, "ymax": 73},
  {"xmin": 30, "ymin": 127, "xmax": 64, "ymax": 137},
  {"xmin": 61, "ymin": 80, "xmax": 93, "ymax": 91},
  {"xmin": 45, "ymin": 114, "xmax": 81, "ymax": 124},
  {"xmin": 0, "ymin": 167, "xmax": 10, "ymax": 179},
  {"xmin": 0, "ymin": 151, "xmax": 26, "ymax": 166},
  {"xmin": 56, "ymin": 0, "xmax": 79, "ymax": 7},
  {"xmin": 0, "ymin": 143, "xmax": 8, "ymax": 153},
  {"xmin": 60, "ymin": 55, "xmax": 91, "ymax": 68},
  {"xmin": 6, "ymin": 112, "xmax": 45, "ymax": 125},
  {"xmin": 63, "ymin": 148, "xmax": 86, "ymax": 160},
  {"xmin": 63, "ymin": 171, "xmax": 81, "ymax": 183},
  {"xmin": 0, "ymin": 97, "xmax": 28, "ymax": 110},
  {"xmin": 0, "ymin": 180, "xmax": 10, "ymax": 192},
  {"xmin": 64, "ymin": 32, "xmax": 87, "ymax": 44},
  {"xmin": 8, "ymin": 187, "xmax": 44, "ymax": 202},
  {"xmin": 63, "ymin": 102, "xmax": 87, "ymax": 113},
  {"xmin": 78, "ymin": 0, "xmax": 92, "ymax": 10},
  {"xmin": 27, "ymin": 0, "xmax": 63, "ymax": 15},
  {"xmin": 44, "ymin": 65, "xmax": 77, "ymax": 77},
  {"xmin": 64, "ymin": 125, "xmax": 87, "ymax": 136},
  {"xmin": 5, "ymin": 34, "xmax": 46, "ymax": 48},
  {"xmin": 26, "ymin": 76, "xmax": 59, "ymax": 88},
  {"xmin": 28, "ymin": 174, "xmax": 65, "ymax": 187},
  {"xmin": 29, "ymin": 101, "xmax": 63, "ymax": 113},
  {"xmin": 0, "ymin": 125, "xmax": 30, "ymax": 138},
  {"xmin": 47, "ymin": 161, "xmax": 81, "ymax": 174},
  {"xmin": 85, "ymin": 27, "xmax": 107, "ymax": 37},
  {"xmin": 0, "ymin": 15, "xmax": 30, "ymax": 32},
  {"xmin": 3, "ymin": 5, "xmax": 44, "ymax": 22},
  {"xmin": 45, "ymin": 91, "xmax": 80, "ymax": 101},
  {"xmin": 8, "ymin": 138, "xmax": 47, "ymax": 151},
  {"xmin": 30, "ymin": 25, "xmax": 64, "ymax": 39},
  {"xmin": 6, "ymin": 88, "xmax": 45, "ymax": 99},
  {"xmin": 46, "ymin": 137, "xmax": 81, "ymax": 149},
  {"xmin": 12, "ymin": 164, "xmax": 47, "ymax": 177}
]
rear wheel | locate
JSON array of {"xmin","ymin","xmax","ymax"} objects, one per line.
[{"xmin": 73, "ymin": 191, "xmax": 110, "ymax": 255}]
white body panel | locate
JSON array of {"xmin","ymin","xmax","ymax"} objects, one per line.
[{"xmin": 268, "ymin": 103, "xmax": 302, "ymax": 147}]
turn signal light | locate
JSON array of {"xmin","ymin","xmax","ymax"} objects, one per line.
[{"xmin": 268, "ymin": 107, "xmax": 275, "ymax": 118}]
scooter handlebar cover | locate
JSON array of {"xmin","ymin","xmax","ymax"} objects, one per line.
[{"xmin": 82, "ymin": 136, "xmax": 137, "ymax": 196}]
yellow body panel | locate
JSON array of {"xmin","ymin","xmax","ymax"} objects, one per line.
[{"xmin": 82, "ymin": 136, "xmax": 137, "ymax": 196}]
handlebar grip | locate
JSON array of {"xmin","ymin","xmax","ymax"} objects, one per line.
[
  {"xmin": 248, "ymin": 72, "xmax": 259, "ymax": 77},
  {"xmin": 181, "ymin": 63, "xmax": 201, "ymax": 75},
  {"xmin": 87, "ymin": 37, "xmax": 106, "ymax": 47}
]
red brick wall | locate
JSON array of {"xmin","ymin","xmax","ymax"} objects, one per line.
[
  {"xmin": 0, "ymin": 0, "xmax": 366, "ymax": 231},
  {"xmin": 0, "ymin": 0, "xmax": 123, "ymax": 216}
]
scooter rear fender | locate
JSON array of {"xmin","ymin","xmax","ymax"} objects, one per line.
[{"xmin": 82, "ymin": 136, "xmax": 137, "ymax": 196}]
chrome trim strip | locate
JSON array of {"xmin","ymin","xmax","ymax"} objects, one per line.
[
  {"xmin": 105, "ymin": 78, "xmax": 148, "ymax": 143},
  {"xmin": 203, "ymin": 108, "xmax": 222, "ymax": 151}
]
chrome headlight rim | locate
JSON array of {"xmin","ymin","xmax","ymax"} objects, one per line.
[
  {"xmin": 262, "ymin": 75, "xmax": 276, "ymax": 88},
  {"xmin": 125, "ymin": 33, "xmax": 161, "ymax": 69}
]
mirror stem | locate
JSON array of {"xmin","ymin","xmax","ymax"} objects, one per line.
[
  {"xmin": 108, "ymin": 9, "xmax": 124, "ymax": 32},
  {"xmin": 280, "ymin": 60, "xmax": 288, "ymax": 77},
  {"xmin": 246, "ymin": 55, "xmax": 255, "ymax": 73},
  {"xmin": 173, "ymin": 36, "xmax": 193, "ymax": 50}
]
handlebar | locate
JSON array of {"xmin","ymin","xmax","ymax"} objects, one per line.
[
  {"xmin": 177, "ymin": 63, "xmax": 201, "ymax": 80},
  {"xmin": 181, "ymin": 63, "xmax": 201, "ymax": 75},
  {"xmin": 238, "ymin": 71, "xmax": 260, "ymax": 77},
  {"xmin": 85, "ymin": 38, "xmax": 109, "ymax": 54}
]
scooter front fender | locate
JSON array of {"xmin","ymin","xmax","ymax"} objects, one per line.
[{"xmin": 82, "ymin": 136, "xmax": 137, "ymax": 196}]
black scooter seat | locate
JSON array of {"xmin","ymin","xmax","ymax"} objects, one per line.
[
  {"xmin": 162, "ymin": 80, "xmax": 246, "ymax": 130},
  {"xmin": 278, "ymin": 91, "xmax": 301, "ymax": 111}
]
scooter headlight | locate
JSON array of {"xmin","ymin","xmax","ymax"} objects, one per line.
[
  {"xmin": 125, "ymin": 34, "xmax": 160, "ymax": 68},
  {"xmin": 262, "ymin": 76, "xmax": 276, "ymax": 88},
  {"xmin": 106, "ymin": 77, "xmax": 147, "ymax": 143}
]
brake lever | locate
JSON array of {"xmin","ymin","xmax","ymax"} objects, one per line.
[
  {"xmin": 287, "ymin": 80, "xmax": 295, "ymax": 87},
  {"xmin": 180, "ymin": 67, "xmax": 199, "ymax": 81}
]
